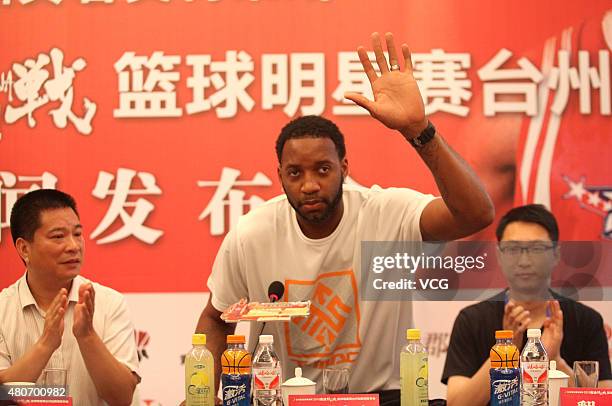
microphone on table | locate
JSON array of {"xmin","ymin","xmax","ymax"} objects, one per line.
[
  {"xmin": 255, "ymin": 281, "xmax": 286, "ymax": 348},
  {"xmin": 268, "ymin": 281, "xmax": 285, "ymax": 303}
]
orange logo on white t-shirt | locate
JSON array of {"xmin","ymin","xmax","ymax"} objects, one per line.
[{"xmin": 284, "ymin": 269, "xmax": 362, "ymax": 369}]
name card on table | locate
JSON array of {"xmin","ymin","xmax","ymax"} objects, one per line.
[
  {"xmin": 289, "ymin": 394, "xmax": 379, "ymax": 406},
  {"xmin": 560, "ymin": 387, "xmax": 612, "ymax": 405}
]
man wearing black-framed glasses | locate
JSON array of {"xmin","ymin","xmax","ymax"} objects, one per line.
[
  {"xmin": 497, "ymin": 239, "xmax": 558, "ymax": 304},
  {"xmin": 442, "ymin": 204, "xmax": 611, "ymax": 406}
]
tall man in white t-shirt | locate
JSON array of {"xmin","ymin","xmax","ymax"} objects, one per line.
[
  {"xmin": 195, "ymin": 32, "xmax": 495, "ymax": 403},
  {"xmin": 0, "ymin": 189, "xmax": 140, "ymax": 405}
]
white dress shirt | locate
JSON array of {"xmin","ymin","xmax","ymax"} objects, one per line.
[{"xmin": 0, "ymin": 274, "xmax": 140, "ymax": 405}]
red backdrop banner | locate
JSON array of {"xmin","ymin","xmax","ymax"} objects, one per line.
[{"xmin": 1, "ymin": 0, "xmax": 610, "ymax": 293}]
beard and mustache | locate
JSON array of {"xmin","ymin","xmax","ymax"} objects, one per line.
[{"xmin": 283, "ymin": 176, "xmax": 344, "ymax": 225}]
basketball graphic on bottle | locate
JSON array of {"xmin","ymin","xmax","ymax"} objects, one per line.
[
  {"xmin": 222, "ymin": 335, "xmax": 252, "ymax": 374},
  {"xmin": 490, "ymin": 330, "xmax": 519, "ymax": 368}
]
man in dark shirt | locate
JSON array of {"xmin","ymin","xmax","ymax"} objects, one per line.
[{"xmin": 442, "ymin": 204, "xmax": 611, "ymax": 406}]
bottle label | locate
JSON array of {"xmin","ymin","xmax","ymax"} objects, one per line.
[
  {"xmin": 490, "ymin": 368, "xmax": 520, "ymax": 406},
  {"xmin": 400, "ymin": 352, "xmax": 428, "ymax": 404},
  {"xmin": 222, "ymin": 374, "xmax": 252, "ymax": 406},
  {"xmin": 253, "ymin": 367, "xmax": 281, "ymax": 390},
  {"xmin": 521, "ymin": 361, "xmax": 548, "ymax": 384},
  {"xmin": 186, "ymin": 362, "xmax": 214, "ymax": 406},
  {"xmin": 416, "ymin": 356, "xmax": 428, "ymax": 403}
]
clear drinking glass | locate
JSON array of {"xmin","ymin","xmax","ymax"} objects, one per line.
[
  {"xmin": 323, "ymin": 368, "xmax": 349, "ymax": 394},
  {"xmin": 573, "ymin": 361, "xmax": 599, "ymax": 388},
  {"xmin": 42, "ymin": 368, "xmax": 67, "ymax": 387}
]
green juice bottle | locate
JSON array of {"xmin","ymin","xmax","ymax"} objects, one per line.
[
  {"xmin": 400, "ymin": 328, "xmax": 429, "ymax": 406},
  {"xmin": 186, "ymin": 333, "xmax": 215, "ymax": 406}
]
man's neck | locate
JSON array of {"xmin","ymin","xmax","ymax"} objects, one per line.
[
  {"xmin": 508, "ymin": 288, "xmax": 551, "ymax": 312},
  {"xmin": 26, "ymin": 272, "xmax": 73, "ymax": 312}
]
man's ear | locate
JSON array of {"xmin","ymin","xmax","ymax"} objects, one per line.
[
  {"xmin": 15, "ymin": 237, "xmax": 30, "ymax": 265},
  {"xmin": 552, "ymin": 244, "xmax": 561, "ymax": 267},
  {"xmin": 341, "ymin": 157, "xmax": 349, "ymax": 179},
  {"xmin": 495, "ymin": 243, "xmax": 503, "ymax": 265},
  {"xmin": 277, "ymin": 165, "xmax": 285, "ymax": 191}
]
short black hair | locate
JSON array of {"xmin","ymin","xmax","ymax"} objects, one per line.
[
  {"xmin": 275, "ymin": 115, "xmax": 346, "ymax": 163},
  {"xmin": 496, "ymin": 204, "xmax": 559, "ymax": 242},
  {"xmin": 10, "ymin": 189, "xmax": 79, "ymax": 245}
]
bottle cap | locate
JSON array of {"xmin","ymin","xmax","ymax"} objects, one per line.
[
  {"xmin": 259, "ymin": 335, "xmax": 273, "ymax": 344},
  {"xmin": 406, "ymin": 329, "xmax": 420, "ymax": 340},
  {"xmin": 227, "ymin": 334, "xmax": 246, "ymax": 344},
  {"xmin": 527, "ymin": 329, "xmax": 541, "ymax": 338},
  {"xmin": 495, "ymin": 330, "xmax": 513, "ymax": 339},
  {"xmin": 192, "ymin": 333, "xmax": 207, "ymax": 345}
]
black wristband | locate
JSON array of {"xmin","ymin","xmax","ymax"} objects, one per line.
[{"xmin": 409, "ymin": 121, "xmax": 436, "ymax": 148}]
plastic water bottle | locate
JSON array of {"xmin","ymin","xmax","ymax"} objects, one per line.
[
  {"xmin": 520, "ymin": 329, "xmax": 548, "ymax": 405},
  {"xmin": 185, "ymin": 333, "xmax": 215, "ymax": 406},
  {"xmin": 400, "ymin": 329, "xmax": 428, "ymax": 406},
  {"xmin": 252, "ymin": 335, "xmax": 282, "ymax": 406}
]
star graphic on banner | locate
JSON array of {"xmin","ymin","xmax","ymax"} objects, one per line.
[
  {"xmin": 603, "ymin": 191, "xmax": 612, "ymax": 206},
  {"xmin": 585, "ymin": 187, "xmax": 612, "ymax": 212},
  {"xmin": 585, "ymin": 186, "xmax": 612, "ymax": 239},
  {"xmin": 563, "ymin": 175, "xmax": 612, "ymax": 239},
  {"xmin": 562, "ymin": 176, "xmax": 587, "ymax": 201},
  {"xmin": 587, "ymin": 192, "xmax": 602, "ymax": 206}
]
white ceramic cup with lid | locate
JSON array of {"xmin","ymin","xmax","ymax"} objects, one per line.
[
  {"xmin": 281, "ymin": 367, "xmax": 316, "ymax": 406},
  {"xmin": 548, "ymin": 360, "xmax": 569, "ymax": 406}
]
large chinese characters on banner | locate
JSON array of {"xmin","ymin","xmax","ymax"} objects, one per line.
[{"xmin": 1, "ymin": 1, "xmax": 611, "ymax": 404}]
